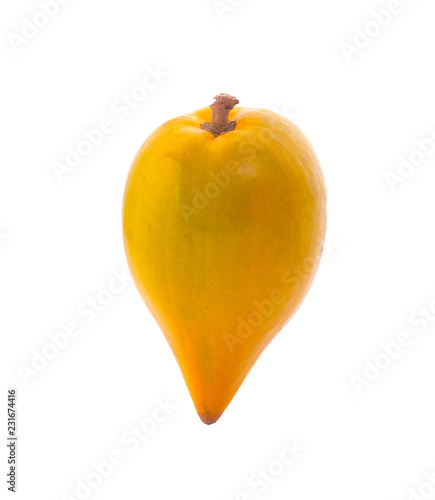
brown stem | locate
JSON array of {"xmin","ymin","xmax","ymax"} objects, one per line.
[{"xmin": 200, "ymin": 93, "xmax": 239, "ymax": 137}]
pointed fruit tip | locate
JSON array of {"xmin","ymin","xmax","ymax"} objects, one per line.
[{"xmin": 198, "ymin": 411, "xmax": 223, "ymax": 425}]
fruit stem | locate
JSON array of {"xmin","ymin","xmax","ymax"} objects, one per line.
[{"xmin": 201, "ymin": 93, "xmax": 239, "ymax": 137}]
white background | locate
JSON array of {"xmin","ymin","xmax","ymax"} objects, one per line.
[{"xmin": 1, "ymin": 0, "xmax": 435, "ymax": 499}]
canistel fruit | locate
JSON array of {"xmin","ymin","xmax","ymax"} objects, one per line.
[{"xmin": 123, "ymin": 94, "xmax": 327, "ymax": 424}]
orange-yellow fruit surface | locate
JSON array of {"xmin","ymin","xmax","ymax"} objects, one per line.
[{"xmin": 123, "ymin": 104, "xmax": 327, "ymax": 424}]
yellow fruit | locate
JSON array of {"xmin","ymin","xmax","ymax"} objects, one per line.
[{"xmin": 123, "ymin": 94, "xmax": 326, "ymax": 424}]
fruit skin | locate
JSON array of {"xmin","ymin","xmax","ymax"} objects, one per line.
[{"xmin": 123, "ymin": 104, "xmax": 326, "ymax": 424}]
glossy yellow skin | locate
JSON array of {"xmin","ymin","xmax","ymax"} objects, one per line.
[{"xmin": 123, "ymin": 106, "xmax": 326, "ymax": 424}]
